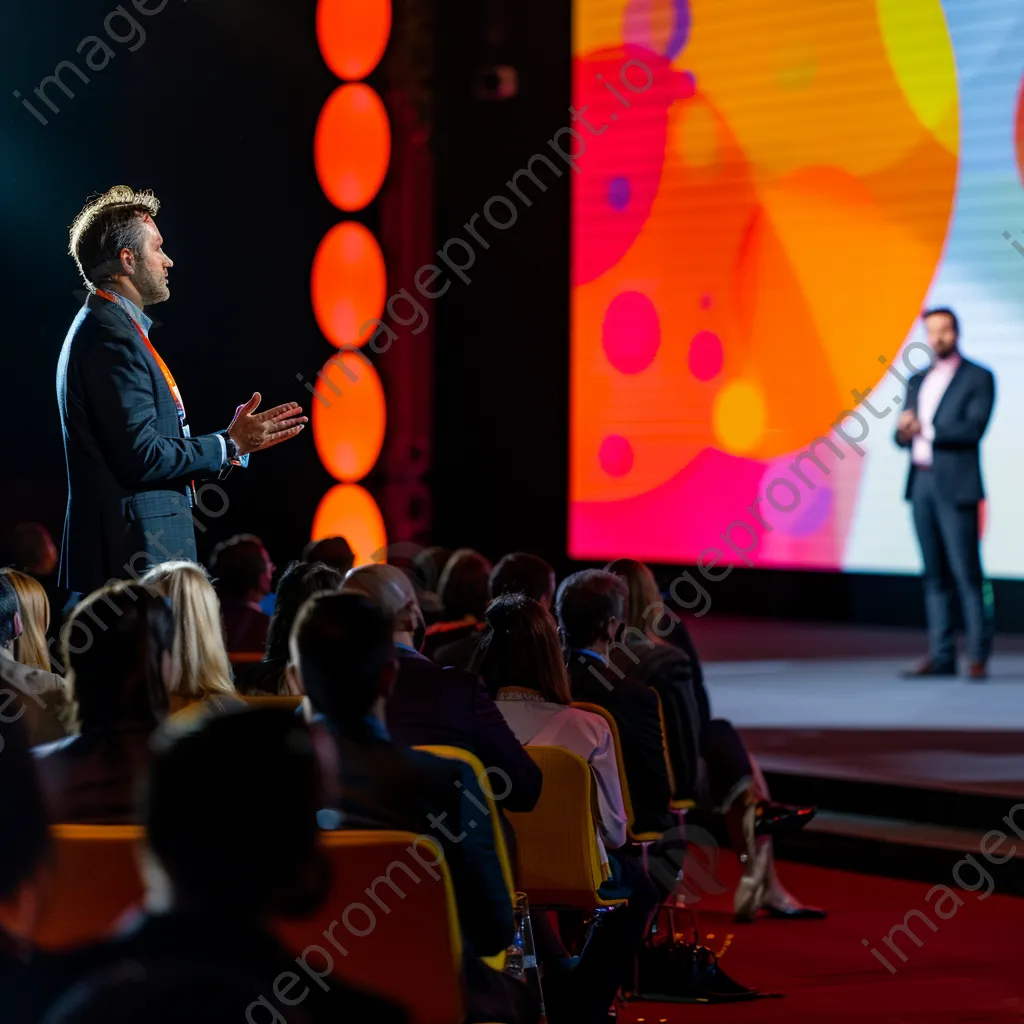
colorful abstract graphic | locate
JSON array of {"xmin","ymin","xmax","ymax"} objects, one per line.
[{"xmin": 570, "ymin": 0, "xmax": 1024, "ymax": 576}]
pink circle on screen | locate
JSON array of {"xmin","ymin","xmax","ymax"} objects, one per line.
[
  {"xmin": 602, "ymin": 292, "xmax": 661, "ymax": 373},
  {"xmin": 688, "ymin": 329, "xmax": 723, "ymax": 380},
  {"xmin": 599, "ymin": 435, "xmax": 634, "ymax": 477}
]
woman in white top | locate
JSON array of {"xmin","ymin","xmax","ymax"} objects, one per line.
[{"xmin": 478, "ymin": 592, "xmax": 627, "ymax": 851}]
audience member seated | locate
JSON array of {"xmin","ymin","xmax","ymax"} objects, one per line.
[
  {"xmin": 238, "ymin": 560, "xmax": 344, "ymax": 696},
  {"xmin": 34, "ymin": 583, "xmax": 172, "ymax": 824},
  {"xmin": 434, "ymin": 552, "xmax": 556, "ymax": 673},
  {"xmin": 289, "ymin": 592, "xmax": 536, "ymax": 1024},
  {"xmin": 142, "ymin": 562, "xmax": 239, "ymax": 714},
  {"xmin": 301, "ymin": 535, "xmax": 356, "ymax": 576},
  {"xmin": 39, "ymin": 962, "xmax": 314, "ymax": 1024},
  {"xmin": 479, "ymin": 593, "xmax": 626, "ymax": 854},
  {"xmin": 605, "ymin": 559, "xmax": 823, "ymax": 923},
  {"xmin": 0, "ymin": 574, "xmax": 70, "ymax": 745},
  {"xmin": 3, "ymin": 521, "xmax": 67, "ymax": 640},
  {"xmin": 412, "ymin": 545, "xmax": 451, "ymax": 624},
  {"xmin": 422, "ymin": 548, "xmax": 492, "ymax": 659},
  {"xmin": 477, "ymin": 593, "xmax": 661, "ymax": 1023},
  {"xmin": 556, "ymin": 570, "xmax": 673, "ymax": 835},
  {"xmin": 34, "ymin": 708, "xmax": 407, "ymax": 1024},
  {"xmin": 340, "ymin": 563, "xmax": 543, "ymax": 824},
  {"xmin": 208, "ymin": 534, "xmax": 274, "ymax": 653},
  {"xmin": 0, "ymin": 717, "xmax": 51, "ymax": 1024}
]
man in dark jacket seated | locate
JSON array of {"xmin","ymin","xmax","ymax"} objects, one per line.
[
  {"xmin": 32, "ymin": 708, "xmax": 407, "ymax": 1024},
  {"xmin": 556, "ymin": 570, "xmax": 673, "ymax": 836},
  {"xmin": 290, "ymin": 591, "xmax": 538, "ymax": 1024},
  {"xmin": 342, "ymin": 563, "xmax": 543, "ymax": 826}
]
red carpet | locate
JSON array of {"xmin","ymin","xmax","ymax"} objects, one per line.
[{"xmin": 618, "ymin": 857, "xmax": 1024, "ymax": 1023}]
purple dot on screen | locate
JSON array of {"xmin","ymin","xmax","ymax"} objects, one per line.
[
  {"xmin": 599, "ymin": 435, "xmax": 634, "ymax": 477},
  {"xmin": 608, "ymin": 176, "xmax": 631, "ymax": 210},
  {"xmin": 602, "ymin": 292, "xmax": 661, "ymax": 374},
  {"xmin": 688, "ymin": 329, "xmax": 723, "ymax": 381}
]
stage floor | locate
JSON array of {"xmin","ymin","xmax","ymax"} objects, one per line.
[{"xmin": 691, "ymin": 618, "xmax": 1024, "ymax": 798}]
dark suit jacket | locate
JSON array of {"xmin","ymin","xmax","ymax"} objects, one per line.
[
  {"xmin": 56, "ymin": 293, "xmax": 226, "ymax": 593},
  {"xmin": 327, "ymin": 721, "xmax": 514, "ymax": 958},
  {"xmin": 896, "ymin": 357, "xmax": 995, "ymax": 505},
  {"xmin": 432, "ymin": 630, "xmax": 485, "ymax": 673},
  {"xmin": 34, "ymin": 723, "xmax": 153, "ymax": 824},
  {"xmin": 610, "ymin": 636, "xmax": 706, "ymax": 803},
  {"xmin": 387, "ymin": 648, "xmax": 542, "ymax": 814},
  {"xmin": 567, "ymin": 650, "xmax": 673, "ymax": 833},
  {"xmin": 221, "ymin": 598, "xmax": 270, "ymax": 654}
]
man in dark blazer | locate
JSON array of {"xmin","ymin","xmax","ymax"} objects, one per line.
[
  {"xmin": 290, "ymin": 592, "xmax": 537, "ymax": 1024},
  {"xmin": 895, "ymin": 307, "xmax": 996, "ymax": 680},
  {"xmin": 557, "ymin": 569, "xmax": 673, "ymax": 834},
  {"xmin": 58, "ymin": 186, "xmax": 306, "ymax": 596}
]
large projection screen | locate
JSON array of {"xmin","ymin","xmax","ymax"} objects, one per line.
[{"xmin": 569, "ymin": 0, "xmax": 1024, "ymax": 577}]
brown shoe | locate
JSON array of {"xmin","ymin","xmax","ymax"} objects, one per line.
[
  {"xmin": 900, "ymin": 658, "xmax": 957, "ymax": 678},
  {"xmin": 967, "ymin": 661, "xmax": 988, "ymax": 681}
]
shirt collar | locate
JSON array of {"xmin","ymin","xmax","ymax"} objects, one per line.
[
  {"xmin": 100, "ymin": 288, "xmax": 153, "ymax": 337},
  {"xmin": 576, "ymin": 647, "xmax": 607, "ymax": 666},
  {"xmin": 929, "ymin": 352, "xmax": 961, "ymax": 376}
]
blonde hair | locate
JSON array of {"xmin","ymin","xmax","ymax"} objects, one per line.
[
  {"xmin": 142, "ymin": 561, "xmax": 236, "ymax": 700},
  {"xmin": 0, "ymin": 568, "xmax": 52, "ymax": 671},
  {"xmin": 341, "ymin": 563, "xmax": 421, "ymax": 633}
]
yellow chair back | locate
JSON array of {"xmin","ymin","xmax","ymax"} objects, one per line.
[
  {"xmin": 33, "ymin": 825, "xmax": 146, "ymax": 950},
  {"xmin": 240, "ymin": 694, "xmax": 303, "ymax": 711},
  {"xmin": 652, "ymin": 690, "xmax": 697, "ymax": 813},
  {"xmin": 505, "ymin": 745, "xmax": 626, "ymax": 910},
  {"xmin": 35, "ymin": 826, "xmax": 466, "ymax": 1024},
  {"xmin": 571, "ymin": 701, "xmax": 665, "ymax": 843},
  {"xmin": 275, "ymin": 830, "xmax": 465, "ymax": 1024},
  {"xmin": 414, "ymin": 744, "xmax": 515, "ymax": 971}
]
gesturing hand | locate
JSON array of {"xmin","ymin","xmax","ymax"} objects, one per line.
[
  {"xmin": 898, "ymin": 410, "xmax": 921, "ymax": 439},
  {"xmin": 227, "ymin": 393, "xmax": 308, "ymax": 456}
]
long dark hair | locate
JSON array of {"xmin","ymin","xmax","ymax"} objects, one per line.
[
  {"xmin": 264, "ymin": 561, "xmax": 345, "ymax": 663},
  {"xmin": 478, "ymin": 593, "xmax": 572, "ymax": 705}
]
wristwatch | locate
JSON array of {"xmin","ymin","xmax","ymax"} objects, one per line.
[{"xmin": 221, "ymin": 431, "xmax": 242, "ymax": 464}]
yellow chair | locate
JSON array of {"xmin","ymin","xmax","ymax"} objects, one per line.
[
  {"xmin": 571, "ymin": 702, "xmax": 666, "ymax": 845},
  {"xmin": 35, "ymin": 826, "xmax": 469, "ymax": 1024},
  {"xmin": 652, "ymin": 691, "xmax": 697, "ymax": 817},
  {"xmin": 33, "ymin": 825, "xmax": 146, "ymax": 950},
  {"xmin": 505, "ymin": 746, "xmax": 627, "ymax": 911},
  {"xmin": 240, "ymin": 694, "xmax": 303, "ymax": 712},
  {"xmin": 414, "ymin": 744, "xmax": 515, "ymax": 972},
  {"xmin": 275, "ymin": 831, "xmax": 465, "ymax": 1024},
  {"xmin": 228, "ymin": 651, "xmax": 263, "ymax": 665}
]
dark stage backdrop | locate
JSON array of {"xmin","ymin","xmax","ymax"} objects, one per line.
[{"xmin": 0, "ymin": 0, "xmax": 360, "ymax": 567}]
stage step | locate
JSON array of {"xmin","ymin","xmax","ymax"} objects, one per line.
[{"xmin": 765, "ymin": 772, "xmax": 1024, "ymax": 896}]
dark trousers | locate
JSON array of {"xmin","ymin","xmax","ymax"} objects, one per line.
[
  {"xmin": 911, "ymin": 468, "xmax": 994, "ymax": 665},
  {"xmin": 546, "ymin": 852, "xmax": 659, "ymax": 1024}
]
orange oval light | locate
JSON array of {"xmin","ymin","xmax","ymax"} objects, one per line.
[
  {"xmin": 312, "ymin": 350, "xmax": 387, "ymax": 482},
  {"xmin": 317, "ymin": 0, "xmax": 391, "ymax": 81},
  {"xmin": 311, "ymin": 484, "xmax": 387, "ymax": 567},
  {"xmin": 311, "ymin": 221, "xmax": 387, "ymax": 349},
  {"xmin": 315, "ymin": 84, "xmax": 391, "ymax": 212}
]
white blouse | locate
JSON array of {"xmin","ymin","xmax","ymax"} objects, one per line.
[{"xmin": 496, "ymin": 695, "xmax": 627, "ymax": 850}]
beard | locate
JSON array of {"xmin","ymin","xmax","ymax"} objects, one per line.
[{"xmin": 134, "ymin": 262, "xmax": 170, "ymax": 305}]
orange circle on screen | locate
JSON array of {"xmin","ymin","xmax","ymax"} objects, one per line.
[
  {"xmin": 311, "ymin": 221, "xmax": 387, "ymax": 348},
  {"xmin": 312, "ymin": 350, "xmax": 387, "ymax": 482},
  {"xmin": 311, "ymin": 484, "xmax": 387, "ymax": 567},
  {"xmin": 315, "ymin": 84, "xmax": 391, "ymax": 211},
  {"xmin": 317, "ymin": 0, "xmax": 391, "ymax": 80}
]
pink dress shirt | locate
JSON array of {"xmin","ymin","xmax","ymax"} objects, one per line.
[{"xmin": 912, "ymin": 353, "xmax": 961, "ymax": 467}]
